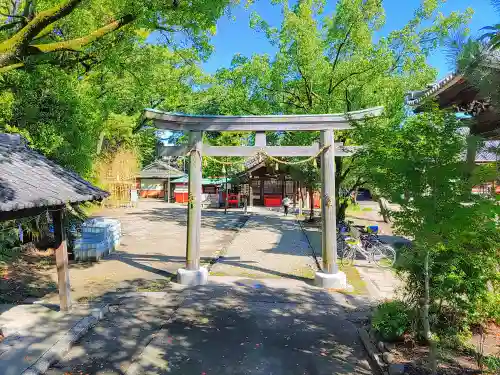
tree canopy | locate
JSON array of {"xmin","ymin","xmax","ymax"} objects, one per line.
[
  {"xmin": 0, "ymin": 0, "xmax": 232, "ymax": 72},
  {"xmin": 203, "ymin": 0, "xmax": 472, "ymax": 218},
  {"xmin": 0, "ymin": 0, "xmax": 234, "ymax": 178}
]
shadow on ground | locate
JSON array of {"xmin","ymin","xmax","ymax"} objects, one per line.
[
  {"xmin": 123, "ymin": 206, "xmax": 244, "ymax": 231},
  {"xmin": 0, "ymin": 250, "xmax": 57, "ymax": 304},
  {"xmin": 48, "ymin": 278, "xmax": 375, "ymax": 375}
]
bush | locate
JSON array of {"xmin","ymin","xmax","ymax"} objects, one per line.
[
  {"xmin": 372, "ymin": 300, "xmax": 412, "ymax": 341},
  {"xmin": 0, "ymin": 221, "xmax": 21, "ymax": 263}
]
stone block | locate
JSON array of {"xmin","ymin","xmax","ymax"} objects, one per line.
[
  {"xmin": 177, "ymin": 267, "xmax": 209, "ymax": 286},
  {"xmin": 314, "ymin": 271, "xmax": 347, "ymax": 289}
]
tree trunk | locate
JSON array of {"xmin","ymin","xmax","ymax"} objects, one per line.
[
  {"xmin": 352, "ymin": 188, "xmax": 358, "ymax": 204},
  {"xmin": 376, "ymin": 196, "xmax": 391, "ymax": 223},
  {"xmin": 337, "ymin": 201, "xmax": 348, "ymax": 222},
  {"xmin": 422, "ymin": 249, "xmax": 437, "ymax": 375},
  {"xmin": 308, "ymin": 185, "xmax": 314, "ymax": 221},
  {"xmin": 465, "ymin": 135, "xmax": 479, "ymax": 178}
]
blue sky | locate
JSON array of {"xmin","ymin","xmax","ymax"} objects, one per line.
[{"xmin": 203, "ymin": 0, "xmax": 496, "ymax": 80}]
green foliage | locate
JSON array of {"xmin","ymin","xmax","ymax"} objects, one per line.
[
  {"xmin": 372, "ymin": 301, "xmax": 412, "ymax": 342},
  {"xmin": 204, "ymin": 0, "xmax": 471, "ymax": 217},
  {"xmin": 362, "ymin": 108, "xmax": 500, "ymax": 338},
  {"xmin": 0, "ymin": 0, "xmax": 232, "ymax": 71},
  {"xmin": 483, "ymin": 355, "xmax": 500, "ymax": 373},
  {"xmin": 0, "ymin": 221, "xmax": 21, "ymax": 262},
  {"xmin": 0, "ymin": 0, "xmax": 231, "ymax": 180}
]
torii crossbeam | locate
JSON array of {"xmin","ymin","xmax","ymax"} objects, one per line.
[{"xmin": 145, "ymin": 107, "xmax": 383, "ymax": 289}]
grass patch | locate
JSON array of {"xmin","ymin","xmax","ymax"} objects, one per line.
[
  {"xmin": 346, "ymin": 204, "xmax": 361, "ymax": 213},
  {"xmin": 135, "ymin": 279, "xmax": 172, "ymax": 292},
  {"xmin": 292, "ymin": 266, "xmax": 315, "ymax": 280},
  {"xmin": 346, "ymin": 204, "xmax": 374, "ymax": 214},
  {"xmin": 338, "ymin": 264, "xmax": 368, "ymax": 295},
  {"xmin": 209, "ymin": 271, "xmax": 230, "ymax": 276}
]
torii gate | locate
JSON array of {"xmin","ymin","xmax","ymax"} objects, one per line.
[{"xmin": 144, "ymin": 107, "xmax": 383, "ymax": 289}]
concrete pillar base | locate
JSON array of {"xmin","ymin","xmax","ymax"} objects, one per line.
[
  {"xmin": 177, "ymin": 267, "xmax": 209, "ymax": 286},
  {"xmin": 314, "ymin": 271, "xmax": 347, "ymax": 289}
]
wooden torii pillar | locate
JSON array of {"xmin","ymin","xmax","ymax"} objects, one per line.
[{"xmin": 145, "ymin": 107, "xmax": 383, "ymax": 288}]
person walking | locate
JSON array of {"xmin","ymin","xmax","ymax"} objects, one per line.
[{"xmin": 282, "ymin": 195, "xmax": 292, "ymax": 216}]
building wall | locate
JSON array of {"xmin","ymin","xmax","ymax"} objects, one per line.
[{"xmin": 139, "ymin": 178, "xmax": 165, "ymax": 198}]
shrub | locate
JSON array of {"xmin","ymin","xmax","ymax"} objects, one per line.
[{"xmin": 372, "ymin": 300, "xmax": 412, "ymax": 341}]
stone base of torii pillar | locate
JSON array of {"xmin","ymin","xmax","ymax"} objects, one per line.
[
  {"xmin": 314, "ymin": 271, "xmax": 347, "ymax": 289},
  {"xmin": 177, "ymin": 267, "xmax": 209, "ymax": 286}
]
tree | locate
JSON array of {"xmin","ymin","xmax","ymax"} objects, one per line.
[
  {"xmin": 0, "ymin": 0, "xmax": 233, "ymax": 178},
  {"xmin": 0, "ymin": 40, "xmax": 208, "ymax": 177},
  {"xmin": 0, "ymin": 0, "xmax": 231, "ymax": 72},
  {"xmin": 362, "ymin": 109, "xmax": 499, "ymax": 371},
  {"xmin": 208, "ymin": 0, "xmax": 472, "ymax": 220}
]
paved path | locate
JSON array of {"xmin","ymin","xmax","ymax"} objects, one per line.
[
  {"xmin": 210, "ymin": 210, "xmax": 317, "ymax": 280},
  {"xmin": 48, "ymin": 278, "xmax": 373, "ymax": 375},
  {"xmin": 0, "ymin": 304, "xmax": 97, "ymax": 375},
  {"xmin": 44, "ymin": 201, "xmax": 245, "ymax": 303},
  {"xmin": 46, "ymin": 292, "xmax": 182, "ymax": 375}
]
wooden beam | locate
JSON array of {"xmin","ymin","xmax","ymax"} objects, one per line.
[
  {"xmin": 203, "ymin": 145, "xmax": 320, "ymax": 157},
  {"xmin": 320, "ymin": 129, "xmax": 338, "ymax": 274},
  {"xmin": 158, "ymin": 144, "xmax": 361, "ymax": 158},
  {"xmin": 145, "ymin": 107, "xmax": 384, "ymax": 131},
  {"xmin": 0, "ymin": 205, "xmax": 61, "ymax": 221},
  {"xmin": 52, "ymin": 209, "xmax": 72, "ymax": 312},
  {"xmin": 157, "ymin": 143, "xmax": 361, "ymax": 158},
  {"xmin": 186, "ymin": 131, "xmax": 202, "ymax": 270}
]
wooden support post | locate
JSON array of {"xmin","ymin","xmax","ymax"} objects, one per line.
[
  {"xmin": 52, "ymin": 209, "xmax": 72, "ymax": 312},
  {"xmin": 292, "ymin": 181, "xmax": 297, "ymax": 209},
  {"xmin": 186, "ymin": 131, "xmax": 203, "ymax": 270},
  {"xmin": 167, "ymin": 176, "xmax": 171, "ymax": 203},
  {"xmin": 298, "ymin": 181, "xmax": 303, "ymax": 216},
  {"xmin": 260, "ymin": 179, "xmax": 265, "ymax": 207},
  {"xmin": 320, "ymin": 129, "xmax": 338, "ymax": 274},
  {"xmin": 224, "ymin": 175, "xmax": 229, "ymax": 214},
  {"xmin": 249, "ymin": 180, "xmax": 253, "ymax": 208}
]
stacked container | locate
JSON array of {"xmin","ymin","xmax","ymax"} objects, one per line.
[{"xmin": 73, "ymin": 217, "xmax": 121, "ymax": 262}]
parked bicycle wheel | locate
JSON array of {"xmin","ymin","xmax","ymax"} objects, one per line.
[
  {"xmin": 371, "ymin": 243, "xmax": 396, "ymax": 268},
  {"xmin": 340, "ymin": 244, "xmax": 355, "ymax": 266},
  {"xmin": 337, "ymin": 234, "xmax": 347, "ymax": 255}
]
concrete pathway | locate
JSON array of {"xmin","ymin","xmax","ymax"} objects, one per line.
[
  {"xmin": 0, "ymin": 303, "xmax": 98, "ymax": 375},
  {"xmin": 46, "ymin": 291, "xmax": 183, "ymax": 375},
  {"xmin": 44, "ymin": 201, "xmax": 245, "ymax": 303},
  {"xmin": 210, "ymin": 210, "xmax": 317, "ymax": 280},
  {"xmin": 48, "ymin": 278, "xmax": 374, "ymax": 375}
]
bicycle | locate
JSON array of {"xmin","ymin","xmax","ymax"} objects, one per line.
[
  {"xmin": 340, "ymin": 227, "xmax": 396, "ymax": 268},
  {"xmin": 336, "ymin": 219, "xmax": 352, "ymax": 256}
]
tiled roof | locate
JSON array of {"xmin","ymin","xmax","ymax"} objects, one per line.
[
  {"xmin": 405, "ymin": 73, "xmax": 462, "ymax": 106},
  {"xmin": 0, "ymin": 134, "xmax": 109, "ymax": 213},
  {"xmin": 406, "ymin": 50, "xmax": 500, "ymax": 107},
  {"xmin": 139, "ymin": 160, "xmax": 185, "ymax": 179}
]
